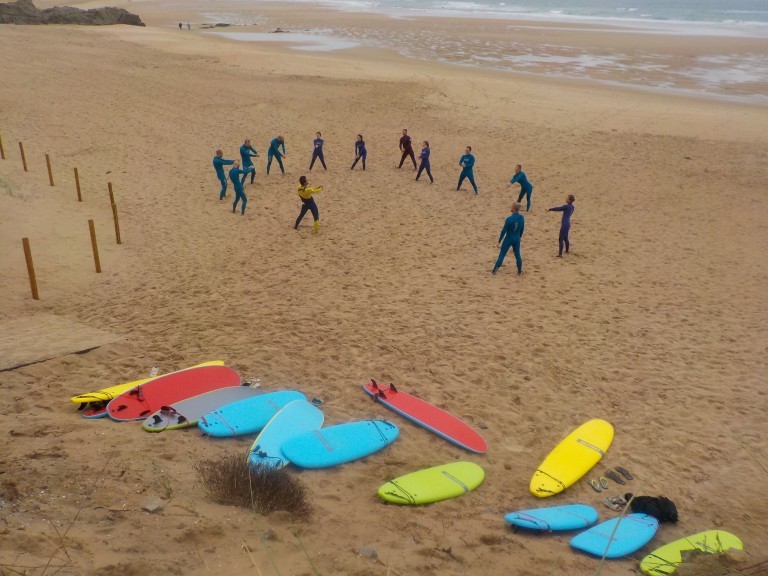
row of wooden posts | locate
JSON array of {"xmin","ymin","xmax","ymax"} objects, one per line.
[{"xmin": 1, "ymin": 133, "xmax": 123, "ymax": 301}]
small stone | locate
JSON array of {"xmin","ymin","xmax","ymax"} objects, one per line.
[
  {"xmin": 140, "ymin": 497, "xmax": 164, "ymax": 513},
  {"xmin": 504, "ymin": 463, "xmax": 512, "ymax": 471},
  {"xmin": 355, "ymin": 546, "xmax": 378, "ymax": 560},
  {"xmin": 477, "ymin": 422, "xmax": 488, "ymax": 430}
]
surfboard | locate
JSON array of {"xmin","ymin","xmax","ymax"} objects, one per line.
[
  {"xmin": 504, "ymin": 504, "xmax": 599, "ymax": 532},
  {"xmin": 70, "ymin": 360, "xmax": 225, "ymax": 405},
  {"xmin": 640, "ymin": 531, "xmax": 744, "ymax": 575},
  {"xmin": 530, "ymin": 419, "xmax": 614, "ymax": 497},
  {"xmin": 198, "ymin": 390, "xmax": 307, "ymax": 437},
  {"xmin": 570, "ymin": 513, "xmax": 659, "ymax": 559},
  {"xmin": 82, "ymin": 403, "xmax": 109, "ymax": 419},
  {"xmin": 281, "ymin": 420, "xmax": 399, "ymax": 468},
  {"xmin": 107, "ymin": 365, "xmax": 240, "ymax": 421},
  {"xmin": 141, "ymin": 385, "xmax": 262, "ymax": 432},
  {"xmin": 248, "ymin": 400, "xmax": 324, "ymax": 469},
  {"xmin": 362, "ymin": 380, "xmax": 487, "ymax": 453},
  {"xmin": 377, "ymin": 462, "xmax": 485, "ymax": 505}
]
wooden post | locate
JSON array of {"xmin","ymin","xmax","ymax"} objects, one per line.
[
  {"xmin": 88, "ymin": 219, "xmax": 101, "ymax": 273},
  {"xmin": 74, "ymin": 167, "xmax": 82, "ymax": 202},
  {"xmin": 19, "ymin": 142, "xmax": 27, "ymax": 172},
  {"xmin": 0, "ymin": 133, "xmax": 5, "ymax": 159},
  {"xmin": 45, "ymin": 154, "xmax": 54, "ymax": 186},
  {"xmin": 22, "ymin": 238, "xmax": 40, "ymax": 300},
  {"xmin": 111, "ymin": 203, "xmax": 122, "ymax": 245},
  {"xmin": 108, "ymin": 181, "xmax": 115, "ymax": 205}
]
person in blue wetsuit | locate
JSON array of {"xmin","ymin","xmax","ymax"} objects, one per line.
[
  {"xmin": 351, "ymin": 134, "xmax": 367, "ymax": 170},
  {"xmin": 213, "ymin": 149, "xmax": 235, "ymax": 200},
  {"xmin": 229, "ymin": 160, "xmax": 254, "ymax": 215},
  {"xmin": 416, "ymin": 141, "xmax": 433, "ymax": 183},
  {"xmin": 239, "ymin": 139, "xmax": 259, "ymax": 185},
  {"xmin": 509, "ymin": 164, "xmax": 534, "ymax": 211},
  {"xmin": 547, "ymin": 194, "xmax": 575, "ymax": 257},
  {"xmin": 267, "ymin": 135, "xmax": 286, "ymax": 175},
  {"xmin": 456, "ymin": 146, "xmax": 478, "ymax": 194},
  {"xmin": 309, "ymin": 131, "xmax": 327, "ymax": 171},
  {"xmin": 492, "ymin": 202, "xmax": 525, "ymax": 275},
  {"xmin": 398, "ymin": 129, "xmax": 417, "ymax": 170},
  {"xmin": 294, "ymin": 175, "xmax": 323, "ymax": 233}
]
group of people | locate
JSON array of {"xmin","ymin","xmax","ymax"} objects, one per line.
[{"xmin": 211, "ymin": 131, "xmax": 576, "ymax": 263}]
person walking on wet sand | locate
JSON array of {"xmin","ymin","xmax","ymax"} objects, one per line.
[
  {"xmin": 294, "ymin": 175, "xmax": 323, "ymax": 233},
  {"xmin": 415, "ymin": 141, "xmax": 433, "ymax": 183},
  {"xmin": 229, "ymin": 160, "xmax": 254, "ymax": 215},
  {"xmin": 547, "ymin": 194, "xmax": 575, "ymax": 257},
  {"xmin": 492, "ymin": 202, "xmax": 525, "ymax": 275},
  {"xmin": 398, "ymin": 129, "xmax": 417, "ymax": 170},
  {"xmin": 456, "ymin": 146, "xmax": 478, "ymax": 194},
  {"xmin": 267, "ymin": 135, "xmax": 286, "ymax": 175},
  {"xmin": 351, "ymin": 134, "xmax": 367, "ymax": 170},
  {"xmin": 239, "ymin": 139, "xmax": 259, "ymax": 184},
  {"xmin": 509, "ymin": 164, "xmax": 534, "ymax": 211},
  {"xmin": 212, "ymin": 149, "xmax": 235, "ymax": 200},
  {"xmin": 309, "ymin": 131, "xmax": 327, "ymax": 171}
]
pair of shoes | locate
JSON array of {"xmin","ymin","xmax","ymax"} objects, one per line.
[
  {"xmin": 589, "ymin": 479, "xmax": 602, "ymax": 492},
  {"xmin": 599, "ymin": 477, "xmax": 609, "ymax": 489},
  {"xmin": 615, "ymin": 466, "xmax": 633, "ymax": 481},
  {"xmin": 606, "ymin": 469, "xmax": 626, "ymax": 485},
  {"xmin": 603, "ymin": 495, "xmax": 628, "ymax": 511}
]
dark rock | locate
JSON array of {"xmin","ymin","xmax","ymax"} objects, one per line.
[{"xmin": 0, "ymin": 0, "xmax": 145, "ymax": 26}]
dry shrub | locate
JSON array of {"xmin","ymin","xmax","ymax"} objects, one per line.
[{"xmin": 195, "ymin": 454, "xmax": 311, "ymax": 517}]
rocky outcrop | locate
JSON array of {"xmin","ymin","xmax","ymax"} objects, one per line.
[{"xmin": 0, "ymin": 0, "xmax": 145, "ymax": 26}]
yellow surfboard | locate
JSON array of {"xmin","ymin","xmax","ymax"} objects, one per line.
[
  {"xmin": 640, "ymin": 530, "xmax": 743, "ymax": 575},
  {"xmin": 530, "ymin": 419, "xmax": 614, "ymax": 497},
  {"xmin": 378, "ymin": 462, "xmax": 485, "ymax": 505},
  {"xmin": 69, "ymin": 360, "xmax": 225, "ymax": 404}
]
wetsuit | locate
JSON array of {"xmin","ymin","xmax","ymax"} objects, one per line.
[
  {"xmin": 493, "ymin": 212, "xmax": 525, "ymax": 274},
  {"xmin": 457, "ymin": 153, "xmax": 478, "ymax": 194},
  {"xmin": 416, "ymin": 146, "xmax": 433, "ymax": 183},
  {"xmin": 213, "ymin": 155, "xmax": 235, "ymax": 199},
  {"xmin": 310, "ymin": 137, "xmax": 326, "ymax": 170},
  {"xmin": 229, "ymin": 165, "xmax": 253, "ymax": 215},
  {"xmin": 399, "ymin": 134, "xmax": 417, "ymax": 169},
  {"xmin": 267, "ymin": 137, "xmax": 286, "ymax": 175},
  {"xmin": 549, "ymin": 203, "xmax": 574, "ymax": 255},
  {"xmin": 295, "ymin": 183, "xmax": 323, "ymax": 233},
  {"xmin": 510, "ymin": 170, "xmax": 534, "ymax": 211},
  {"xmin": 239, "ymin": 144, "xmax": 258, "ymax": 184},
  {"xmin": 351, "ymin": 140, "xmax": 367, "ymax": 170}
]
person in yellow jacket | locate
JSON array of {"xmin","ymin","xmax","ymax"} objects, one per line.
[{"xmin": 294, "ymin": 175, "xmax": 324, "ymax": 233}]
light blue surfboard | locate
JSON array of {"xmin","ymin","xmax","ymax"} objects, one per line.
[
  {"xmin": 281, "ymin": 420, "xmax": 399, "ymax": 468},
  {"xmin": 505, "ymin": 504, "xmax": 598, "ymax": 532},
  {"xmin": 570, "ymin": 513, "xmax": 659, "ymax": 558},
  {"xmin": 248, "ymin": 400, "xmax": 324, "ymax": 469},
  {"xmin": 198, "ymin": 390, "xmax": 306, "ymax": 437}
]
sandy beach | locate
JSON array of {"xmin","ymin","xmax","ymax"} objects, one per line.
[{"xmin": 1, "ymin": 0, "xmax": 767, "ymax": 574}]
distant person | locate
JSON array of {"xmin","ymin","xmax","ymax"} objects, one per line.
[
  {"xmin": 266, "ymin": 135, "xmax": 286, "ymax": 175},
  {"xmin": 509, "ymin": 164, "xmax": 534, "ymax": 211},
  {"xmin": 547, "ymin": 194, "xmax": 575, "ymax": 257},
  {"xmin": 398, "ymin": 129, "xmax": 417, "ymax": 170},
  {"xmin": 229, "ymin": 160, "xmax": 254, "ymax": 215},
  {"xmin": 178, "ymin": 22, "xmax": 183, "ymax": 30},
  {"xmin": 415, "ymin": 141, "xmax": 433, "ymax": 183},
  {"xmin": 212, "ymin": 149, "xmax": 235, "ymax": 200},
  {"xmin": 239, "ymin": 139, "xmax": 259, "ymax": 184},
  {"xmin": 493, "ymin": 202, "xmax": 525, "ymax": 275},
  {"xmin": 309, "ymin": 131, "xmax": 327, "ymax": 171},
  {"xmin": 351, "ymin": 134, "xmax": 367, "ymax": 170},
  {"xmin": 294, "ymin": 175, "xmax": 323, "ymax": 233},
  {"xmin": 187, "ymin": 22, "xmax": 191, "ymax": 30},
  {"xmin": 456, "ymin": 146, "xmax": 478, "ymax": 194}
]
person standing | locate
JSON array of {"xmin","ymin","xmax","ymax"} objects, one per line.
[
  {"xmin": 187, "ymin": 22, "xmax": 191, "ymax": 30},
  {"xmin": 229, "ymin": 160, "xmax": 254, "ymax": 215},
  {"xmin": 547, "ymin": 194, "xmax": 575, "ymax": 257},
  {"xmin": 492, "ymin": 202, "xmax": 525, "ymax": 275},
  {"xmin": 415, "ymin": 141, "xmax": 433, "ymax": 183},
  {"xmin": 456, "ymin": 146, "xmax": 478, "ymax": 194},
  {"xmin": 294, "ymin": 175, "xmax": 323, "ymax": 233},
  {"xmin": 239, "ymin": 139, "xmax": 259, "ymax": 184},
  {"xmin": 309, "ymin": 132, "xmax": 327, "ymax": 171},
  {"xmin": 178, "ymin": 22, "xmax": 183, "ymax": 30},
  {"xmin": 398, "ymin": 129, "xmax": 417, "ymax": 170},
  {"xmin": 351, "ymin": 134, "xmax": 367, "ymax": 170},
  {"xmin": 509, "ymin": 164, "xmax": 534, "ymax": 211},
  {"xmin": 267, "ymin": 135, "xmax": 286, "ymax": 175},
  {"xmin": 212, "ymin": 149, "xmax": 235, "ymax": 200}
]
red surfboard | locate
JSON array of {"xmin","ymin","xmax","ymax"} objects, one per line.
[
  {"xmin": 362, "ymin": 380, "xmax": 487, "ymax": 453},
  {"xmin": 107, "ymin": 365, "xmax": 240, "ymax": 421}
]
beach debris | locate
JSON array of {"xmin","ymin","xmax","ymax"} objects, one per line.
[
  {"xmin": 140, "ymin": 497, "xmax": 164, "ymax": 513},
  {"xmin": 355, "ymin": 546, "xmax": 378, "ymax": 560}
]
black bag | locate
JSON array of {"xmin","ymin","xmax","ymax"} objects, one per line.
[{"xmin": 625, "ymin": 493, "xmax": 679, "ymax": 523}]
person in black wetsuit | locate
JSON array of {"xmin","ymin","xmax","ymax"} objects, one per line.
[{"xmin": 398, "ymin": 129, "xmax": 417, "ymax": 170}]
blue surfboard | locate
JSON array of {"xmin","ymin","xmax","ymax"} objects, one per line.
[
  {"xmin": 198, "ymin": 390, "xmax": 306, "ymax": 437},
  {"xmin": 281, "ymin": 420, "xmax": 399, "ymax": 468},
  {"xmin": 570, "ymin": 513, "xmax": 659, "ymax": 558},
  {"xmin": 248, "ymin": 400, "xmax": 324, "ymax": 469},
  {"xmin": 505, "ymin": 504, "xmax": 598, "ymax": 532}
]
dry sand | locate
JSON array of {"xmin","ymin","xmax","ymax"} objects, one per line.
[{"xmin": 1, "ymin": 1, "xmax": 767, "ymax": 574}]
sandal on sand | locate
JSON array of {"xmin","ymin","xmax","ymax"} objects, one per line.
[
  {"xmin": 589, "ymin": 479, "xmax": 602, "ymax": 493},
  {"xmin": 606, "ymin": 469, "xmax": 626, "ymax": 485},
  {"xmin": 599, "ymin": 477, "xmax": 609, "ymax": 490},
  {"xmin": 603, "ymin": 495, "xmax": 628, "ymax": 512},
  {"xmin": 615, "ymin": 466, "xmax": 634, "ymax": 481}
]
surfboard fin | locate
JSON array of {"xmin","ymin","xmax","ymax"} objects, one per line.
[
  {"xmin": 371, "ymin": 379, "xmax": 379, "ymax": 389},
  {"xmin": 376, "ymin": 390, "xmax": 387, "ymax": 400},
  {"xmin": 77, "ymin": 402, "xmax": 87, "ymax": 411},
  {"xmin": 388, "ymin": 383, "xmax": 398, "ymax": 392}
]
